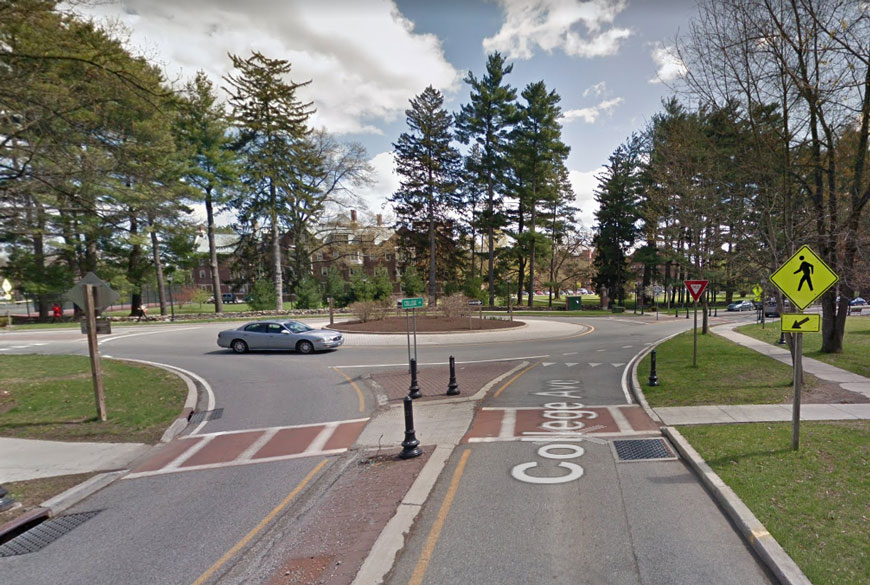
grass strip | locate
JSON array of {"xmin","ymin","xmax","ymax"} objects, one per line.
[
  {"xmin": 0, "ymin": 354, "xmax": 186, "ymax": 443},
  {"xmin": 639, "ymin": 329, "xmax": 824, "ymax": 407},
  {"xmin": 738, "ymin": 318, "xmax": 870, "ymax": 378},
  {"xmin": 680, "ymin": 422, "xmax": 870, "ymax": 585}
]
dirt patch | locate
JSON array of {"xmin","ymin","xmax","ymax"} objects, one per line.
[
  {"xmin": 0, "ymin": 472, "xmax": 97, "ymax": 527},
  {"xmin": 331, "ymin": 315, "xmax": 523, "ymax": 333},
  {"xmin": 802, "ymin": 379, "xmax": 870, "ymax": 404}
]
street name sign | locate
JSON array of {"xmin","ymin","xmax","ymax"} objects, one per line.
[
  {"xmin": 468, "ymin": 300, "xmax": 483, "ymax": 306},
  {"xmin": 781, "ymin": 314, "xmax": 820, "ymax": 333},
  {"xmin": 400, "ymin": 297, "xmax": 424, "ymax": 309},
  {"xmin": 769, "ymin": 245, "xmax": 838, "ymax": 311},
  {"xmin": 684, "ymin": 280, "xmax": 708, "ymax": 302}
]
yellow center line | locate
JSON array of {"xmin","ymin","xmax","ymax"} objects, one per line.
[
  {"xmin": 493, "ymin": 362, "xmax": 540, "ymax": 398},
  {"xmin": 334, "ymin": 367, "xmax": 366, "ymax": 413},
  {"xmin": 189, "ymin": 458, "xmax": 328, "ymax": 585},
  {"xmin": 408, "ymin": 449, "xmax": 471, "ymax": 585}
]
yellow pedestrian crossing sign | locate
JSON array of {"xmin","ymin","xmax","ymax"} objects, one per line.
[
  {"xmin": 781, "ymin": 314, "xmax": 820, "ymax": 333},
  {"xmin": 769, "ymin": 245, "xmax": 838, "ymax": 311}
]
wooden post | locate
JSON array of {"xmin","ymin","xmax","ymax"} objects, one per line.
[{"xmin": 84, "ymin": 284, "xmax": 107, "ymax": 421}]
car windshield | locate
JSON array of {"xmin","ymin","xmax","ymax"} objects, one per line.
[{"xmin": 284, "ymin": 321, "xmax": 314, "ymax": 333}]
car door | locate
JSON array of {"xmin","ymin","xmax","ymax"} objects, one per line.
[
  {"xmin": 264, "ymin": 322, "xmax": 294, "ymax": 350},
  {"xmin": 241, "ymin": 323, "xmax": 269, "ymax": 349}
]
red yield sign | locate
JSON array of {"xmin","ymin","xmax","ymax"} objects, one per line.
[{"xmin": 684, "ymin": 280, "xmax": 708, "ymax": 302}]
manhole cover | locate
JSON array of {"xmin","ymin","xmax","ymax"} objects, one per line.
[
  {"xmin": 612, "ymin": 438, "xmax": 676, "ymax": 462},
  {"xmin": 188, "ymin": 408, "xmax": 223, "ymax": 424},
  {"xmin": 0, "ymin": 511, "xmax": 100, "ymax": 556}
]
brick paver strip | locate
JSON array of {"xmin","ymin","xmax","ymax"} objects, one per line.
[
  {"xmin": 370, "ymin": 360, "xmax": 519, "ymax": 402},
  {"xmin": 131, "ymin": 437, "xmax": 201, "ymax": 473},
  {"xmin": 266, "ymin": 449, "xmax": 430, "ymax": 585}
]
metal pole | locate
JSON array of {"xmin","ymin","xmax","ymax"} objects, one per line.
[
  {"xmin": 648, "ymin": 349, "xmax": 659, "ymax": 386},
  {"xmin": 406, "ymin": 309, "xmax": 411, "ymax": 374},
  {"xmin": 168, "ymin": 281, "xmax": 175, "ymax": 322},
  {"xmin": 399, "ymin": 396, "xmax": 422, "ymax": 459},
  {"xmin": 329, "ymin": 296, "xmax": 334, "ymax": 326},
  {"xmin": 447, "ymin": 356, "xmax": 460, "ymax": 395},
  {"xmin": 792, "ymin": 332, "xmax": 803, "ymax": 450},
  {"xmin": 693, "ymin": 299, "xmax": 698, "ymax": 367},
  {"xmin": 413, "ymin": 308, "xmax": 418, "ymax": 365},
  {"xmin": 408, "ymin": 358, "xmax": 422, "ymax": 399}
]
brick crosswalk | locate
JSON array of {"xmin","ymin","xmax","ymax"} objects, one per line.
[
  {"xmin": 125, "ymin": 418, "xmax": 369, "ymax": 479},
  {"xmin": 463, "ymin": 405, "xmax": 659, "ymax": 443}
]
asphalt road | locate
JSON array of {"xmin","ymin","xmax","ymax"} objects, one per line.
[{"xmin": 0, "ymin": 312, "xmax": 771, "ymax": 585}]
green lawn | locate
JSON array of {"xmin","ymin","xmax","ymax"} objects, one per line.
[
  {"xmin": 0, "ymin": 354, "xmax": 187, "ymax": 443},
  {"xmin": 639, "ymin": 329, "xmax": 827, "ymax": 407},
  {"xmin": 681, "ymin": 422, "xmax": 870, "ymax": 585},
  {"xmin": 737, "ymin": 317, "xmax": 870, "ymax": 378}
]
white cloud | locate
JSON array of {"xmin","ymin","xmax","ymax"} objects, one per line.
[
  {"xmin": 483, "ymin": 0, "xmax": 632, "ymax": 60},
  {"xmin": 353, "ymin": 151, "xmax": 399, "ymax": 215},
  {"xmin": 562, "ymin": 97, "xmax": 623, "ymax": 124},
  {"xmin": 649, "ymin": 43, "xmax": 686, "ymax": 84},
  {"xmin": 583, "ymin": 81, "xmax": 607, "ymax": 97},
  {"xmin": 568, "ymin": 167, "xmax": 604, "ymax": 228},
  {"xmin": 68, "ymin": 0, "xmax": 460, "ymax": 135}
]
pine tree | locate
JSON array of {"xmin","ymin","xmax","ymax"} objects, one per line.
[
  {"xmin": 390, "ymin": 86, "xmax": 461, "ymax": 305},
  {"xmin": 454, "ymin": 53, "xmax": 517, "ymax": 306}
]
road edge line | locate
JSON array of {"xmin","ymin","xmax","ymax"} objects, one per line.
[
  {"xmin": 662, "ymin": 427, "xmax": 813, "ymax": 585},
  {"xmin": 351, "ymin": 444, "xmax": 454, "ymax": 585}
]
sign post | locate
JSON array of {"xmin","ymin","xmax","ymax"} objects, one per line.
[
  {"xmin": 400, "ymin": 298, "xmax": 424, "ymax": 372},
  {"xmin": 64, "ymin": 273, "xmax": 119, "ymax": 422},
  {"xmin": 769, "ymin": 245, "xmax": 839, "ymax": 450},
  {"xmin": 684, "ymin": 280, "xmax": 709, "ymax": 367}
]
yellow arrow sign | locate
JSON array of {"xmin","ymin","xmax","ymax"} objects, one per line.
[
  {"xmin": 781, "ymin": 313, "xmax": 820, "ymax": 333},
  {"xmin": 769, "ymin": 245, "xmax": 838, "ymax": 311}
]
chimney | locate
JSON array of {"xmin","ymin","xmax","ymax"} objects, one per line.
[
  {"xmin": 376, "ymin": 214, "xmax": 382, "ymax": 227},
  {"xmin": 350, "ymin": 209, "xmax": 357, "ymax": 224}
]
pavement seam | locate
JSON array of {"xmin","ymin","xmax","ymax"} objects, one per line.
[{"xmin": 663, "ymin": 427, "xmax": 813, "ymax": 585}]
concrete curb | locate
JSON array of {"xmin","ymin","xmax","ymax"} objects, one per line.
[
  {"xmin": 628, "ymin": 329, "xmax": 685, "ymax": 423},
  {"xmin": 39, "ymin": 470, "xmax": 127, "ymax": 516},
  {"xmin": 351, "ymin": 445, "xmax": 453, "ymax": 585},
  {"xmin": 117, "ymin": 358, "xmax": 199, "ymax": 443},
  {"xmin": 663, "ymin": 427, "xmax": 812, "ymax": 585}
]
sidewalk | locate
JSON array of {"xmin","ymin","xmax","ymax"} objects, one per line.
[{"xmin": 651, "ymin": 321, "xmax": 870, "ymax": 426}]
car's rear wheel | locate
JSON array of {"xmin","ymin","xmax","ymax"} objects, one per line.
[
  {"xmin": 231, "ymin": 339, "xmax": 248, "ymax": 354},
  {"xmin": 296, "ymin": 340, "xmax": 314, "ymax": 354}
]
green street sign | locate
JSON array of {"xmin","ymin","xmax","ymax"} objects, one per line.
[{"xmin": 401, "ymin": 297, "xmax": 424, "ymax": 309}]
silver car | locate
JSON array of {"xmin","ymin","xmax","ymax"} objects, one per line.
[{"xmin": 217, "ymin": 320, "xmax": 344, "ymax": 354}]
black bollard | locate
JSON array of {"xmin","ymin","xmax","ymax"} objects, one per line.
[
  {"xmin": 408, "ymin": 358, "xmax": 422, "ymax": 399},
  {"xmin": 777, "ymin": 332, "xmax": 786, "ymax": 345},
  {"xmin": 399, "ymin": 396, "xmax": 422, "ymax": 459},
  {"xmin": 648, "ymin": 350, "xmax": 659, "ymax": 386},
  {"xmin": 446, "ymin": 356, "xmax": 460, "ymax": 395}
]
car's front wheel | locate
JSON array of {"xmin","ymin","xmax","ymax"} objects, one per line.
[
  {"xmin": 231, "ymin": 339, "xmax": 248, "ymax": 354},
  {"xmin": 296, "ymin": 340, "xmax": 314, "ymax": 354}
]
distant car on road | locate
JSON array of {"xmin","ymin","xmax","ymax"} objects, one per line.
[
  {"xmin": 217, "ymin": 320, "xmax": 344, "ymax": 354},
  {"xmin": 764, "ymin": 300, "xmax": 792, "ymax": 317},
  {"xmin": 727, "ymin": 300, "xmax": 755, "ymax": 312},
  {"xmin": 221, "ymin": 293, "xmax": 237, "ymax": 304},
  {"xmin": 850, "ymin": 297, "xmax": 866, "ymax": 306}
]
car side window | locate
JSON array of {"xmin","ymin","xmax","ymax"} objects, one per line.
[
  {"xmin": 267, "ymin": 323, "xmax": 284, "ymax": 334},
  {"xmin": 244, "ymin": 323, "xmax": 267, "ymax": 333}
]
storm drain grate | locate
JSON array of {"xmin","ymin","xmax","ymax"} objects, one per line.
[
  {"xmin": 188, "ymin": 408, "xmax": 223, "ymax": 424},
  {"xmin": 0, "ymin": 511, "xmax": 100, "ymax": 556},
  {"xmin": 612, "ymin": 438, "xmax": 676, "ymax": 462}
]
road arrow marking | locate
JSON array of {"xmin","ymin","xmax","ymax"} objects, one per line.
[
  {"xmin": 612, "ymin": 363, "xmax": 626, "ymax": 367},
  {"xmin": 589, "ymin": 363, "xmax": 602, "ymax": 367},
  {"xmin": 565, "ymin": 362, "xmax": 578, "ymax": 367},
  {"xmin": 542, "ymin": 362, "xmax": 555, "ymax": 367}
]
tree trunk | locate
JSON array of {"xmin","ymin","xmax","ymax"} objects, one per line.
[
  {"xmin": 205, "ymin": 191, "xmax": 224, "ymax": 314},
  {"xmin": 148, "ymin": 215, "xmax": 167, "ymax": 316},
  {"xmin": 428, "ymin": 189, "xmax": 437, "ymax": 306},
  {"xmin": 270, "ymin": 178, "xmax": 283, "ymax": 311}
]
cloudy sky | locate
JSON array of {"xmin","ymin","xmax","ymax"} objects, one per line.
[{"xmin": 70, "ymin": 0, "xmax": 694, "ymax": 228}]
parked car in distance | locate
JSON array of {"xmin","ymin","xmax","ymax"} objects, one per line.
[
  {"xmin": 217, "ymin": 320, "xmax": 344, "ymax": 354},
  {"xmin": 222, "ymin": 293, "xmax": 237, "ymax": 304},
  {"xmin": 850, "ymin": 297, "xmax": 866, "ymax": 306},
  {"xmin": 579, "ymin": 288, "xmax": 590, "ymax": 295},
  {"xmin": 764, "ymin": 299, "xmax": 792, "ymax": 317},
  {"xmin": 727, "ymin": 300, "xmax": 755, "ymax": 312}
]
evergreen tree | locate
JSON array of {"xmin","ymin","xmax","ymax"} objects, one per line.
[
  {"xmin": 455, "ymin": 53, "xmax": 517, "ymax": 306},
  {"xmin": 593, "ymin": 136, "xmax": 643, "ymax": 306},
  {"xmin": 389, "ymin": 86, "xmax": 461, "ymax": 305},
  {"xmin": 224, "ymin": 51, "xmax": 316, "ymax": 311}
]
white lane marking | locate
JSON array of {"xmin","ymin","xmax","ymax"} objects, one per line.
[
  {"xmin": 499, "ymin": 409, "xmax": 517, "ymax": 438},
  {"xmin": 589, "ymin": 363, "xmax": 601, "ymax": 367},
  {"xmin": 608, "ymin": 407, "xmax": 632, "ymax": 433},
  {"xmin": 467, "ymin": 431, "xmax": 661, "ymax": 443},
  {"xmin": 305, "ymin": 422, "xmax": 339, "ymax": 454},
  {"xmin": 237, "ymin": 428, "xmax": 280, "ymax": 461},
  {"xmin": 0, "ymin": 348, "xmax": 9, "ymax": 351},
  {"xmin": 562, "ymin": 352, "xmax": 578, "ymax": 356},
  {"xmin": 184, "ymin": 417, "xmax": 369, "ymax": 439},
  {"xmin": 611, "ymin": 363, "xmax": 626, "ymax": 367},
  {"xmin": 596, "ymin": 349, "xmax": 606, "ymax": 352},
  {"xmin": 565, "ymin": 362, "xmax": 578, "ymax": 367},
  {"xmin": 338, "ymin": 355, "xmax": 550, "ymax": 368},
  {"xmin": 123, "ymin": 449, "xmax": 348, "ymax": 479},
  {"xmin": 165, "ymin": 434, "xmax": 216, "ymax": 470},
  {"xmin": 98, "ymin": 326, "xmax": 202, "ymax": 345},
  {"xmin": 31, "ymin": 343, "xmax": 47, "ymax": 346},
  {"xmin": 541, "ymin": 362, "xmax": 556, "ymax": 367},
  {"xmin": 132, "ymin": 359, "xmax": 216, "ymax": 435},
  {"xmin": 622, "ymin": 345, "xmax": 633, "ymax": 349}
]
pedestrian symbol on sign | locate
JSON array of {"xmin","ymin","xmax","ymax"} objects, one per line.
[{"xmin": 794, "ymin": 256, "xmax": 814, "ymax": 291}]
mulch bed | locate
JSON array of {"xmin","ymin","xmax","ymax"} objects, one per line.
[{"xmin": 331, "ymin": 316, "xmax": 523, "ymax": 333}]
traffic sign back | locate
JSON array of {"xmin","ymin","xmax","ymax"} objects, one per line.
[
  {"xmin": 769, "ymin": 245, "xmax": 838, "ymax": 310},
  {"xmin": 684, "ymin": 280, "xmax": 708, "ymax": 302}
]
